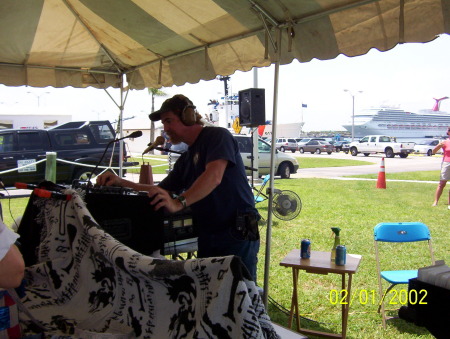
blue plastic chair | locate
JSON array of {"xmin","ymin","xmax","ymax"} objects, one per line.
[{"xmin": 374, "ymin": 222, "xmax": 435, "ymax": 328}]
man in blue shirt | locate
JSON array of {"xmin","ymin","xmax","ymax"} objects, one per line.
[{"xmin": 97, "ymin": 94, "xmax": 260, "ymax": 281}]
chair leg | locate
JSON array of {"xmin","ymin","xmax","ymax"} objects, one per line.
[
  {"xmin": 377, "ymin": 282, "xmax": 395, "ymax": 328},
  {"xmin": 378, "ymin": 284, "xmax": 400, "ymax": 328},
  {"xmin": 377, "ymin": 284, "xmax": 396, "ymax": 314}
]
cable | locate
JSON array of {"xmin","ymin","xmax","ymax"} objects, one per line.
[{"xmin": 0, "ymin": 187, "xmax": 21, "ymax": 232}]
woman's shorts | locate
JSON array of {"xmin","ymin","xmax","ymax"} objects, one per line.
[{"xmin": 440, "ymin": 161, "xmax": 450, "ymax": 181}]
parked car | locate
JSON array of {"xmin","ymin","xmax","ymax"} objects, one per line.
[
  {"xmin": 349, "ymin": 135, "xmax": 415, "ymax": 158},
  {"xmin": 0, "ymin": 120, "xmax": 130, "ymax": 187},
  {"xmin": 275, "ymin": 137, "xmax": 298, "ymax": 153},
  {"xmin": 167, "ymin": 135, "xmax": 299, "ymax": 179},
  {"xmin": 413, "ymin": 139, "xmax": 443, "ymax": 156},
  {"xmin": 298, "ymin": 140, "xmax": 334, "ymax": 154},
  {"xmin": 333, "ymin": 140, "xmax": 350, "ymax": 152},
  {"xmin": 235, "ymin": 135, "xmax": 299, "ymax": 178},
  {"xmin": 297, "ymin": 137, "xmax": 326, "ymax": 147},
  {"xmin": 341, "ymin": 142, "xmax": 351, "ymax": 154},
  {"xmin": 298, "ymin": 137, "xmax": 326, "ymax": 143}
]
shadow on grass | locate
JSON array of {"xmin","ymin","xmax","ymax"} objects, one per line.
[
  {"xmin": 386, "ymin": 314, "xmax": 431, "ymax": 336},
  {"xmin": 267, "ymin": 302, "xmax": 358, "ymax": 339},
  {"xmin": 267, "ymin": 302, "xmax": 432, "ymax": 339}
]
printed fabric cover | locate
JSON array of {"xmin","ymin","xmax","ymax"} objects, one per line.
[{"xmin": 18, "ymin": 189, "xmax": 279, "ymax": 338}]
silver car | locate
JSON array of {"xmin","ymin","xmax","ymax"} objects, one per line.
[
  {"xmin": 275, "ymin": 137, "xmax": 298, "ymax": 153},
  {"xmin": 167, "ymin": 135, "xmax": 300, "ymax": 178},
  {"xmin": 298, "ymin": 140, "xmax": 334, "ymax": 154},
  {"xmin": 235, "ymin": 135, "xmax": 299, "ymax": 178},
  {"xmin": 413, "ymin": 139, "xmax": 443, "ymax": 156}
]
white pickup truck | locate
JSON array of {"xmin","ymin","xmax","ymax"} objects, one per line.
[{"xmin": 349, "ymin": 135, "xmax": 415, "ymax": 158}]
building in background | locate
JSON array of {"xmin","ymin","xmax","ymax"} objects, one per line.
[{"xmin": 0, "ymin": 112, "xmax": 71, "ymax": 129}]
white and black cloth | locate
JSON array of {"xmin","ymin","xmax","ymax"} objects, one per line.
[{"xmin": 17, "ymin": 189, "xmax": 279, "ymax": 338}]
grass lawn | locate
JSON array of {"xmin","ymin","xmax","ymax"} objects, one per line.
[
  {"xmin": 2, "ymin": 168, "xmax": 447, "ymax": 338},
  {"xmin": 255, "ymin": 178, "xmax": 447, "ymax": 338},
  {"xmin": 127, "ymin": 155, "xmax": 169, "ymax": 174}
]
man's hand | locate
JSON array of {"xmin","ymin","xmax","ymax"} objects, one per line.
[
  {"xmin": 96, "ymin": 171, "xmax": 122, "ymax": 187},
  {"xmin": 147, "ymin": 186, "xmax": 184, "ymax": 213}
]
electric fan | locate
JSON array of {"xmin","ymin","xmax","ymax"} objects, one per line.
[{"xmin": 272, "ymin": 190, "xmax": 302, "ymax": 221}]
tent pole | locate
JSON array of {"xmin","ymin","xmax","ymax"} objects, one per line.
[
  {"xmin": 262, "ymin": 27, "xmax": 281, "ymax": 307},
  {"xmin": 118, "ymin": 74, "xmax": 125, "ymax": 177}
]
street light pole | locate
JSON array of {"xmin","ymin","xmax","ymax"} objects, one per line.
[
  {"xmin": 351, "ymin": 94, "xmax": 355, "ymax": 141},
  {"xmin": 27, "ymin": 91, "xmax": 50, "ymax": 107},
  {"xmin": 344, "ymin": 89, "xmax": 363, "ymax": 141}
]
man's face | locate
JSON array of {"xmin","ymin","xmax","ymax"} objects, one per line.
[{"xmin": 161, "ymin": 111, "xmax": 186, "ymax": 144}]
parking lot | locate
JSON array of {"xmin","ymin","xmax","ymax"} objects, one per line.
[{"xmin": 291, "ymin": 151, "xmax": 443, "ymax": 179}]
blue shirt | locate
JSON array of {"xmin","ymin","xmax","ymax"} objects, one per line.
[{"xmin": 159, "ymin": 127, "xmax": 257, "ymax": 235}]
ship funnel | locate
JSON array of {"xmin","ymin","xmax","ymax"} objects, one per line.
[{"xmin": 432, "ymin": 97, "xmax": 449, "ymax": 111}]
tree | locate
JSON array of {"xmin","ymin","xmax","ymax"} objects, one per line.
[{"xmin": 148, "ymin": 88, "xmax": 167, "ymax": 154}]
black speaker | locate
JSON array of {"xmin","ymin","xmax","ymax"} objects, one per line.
[{"xmin": 239, "ymin": 88, "xmax": 265, "ymax": 127}]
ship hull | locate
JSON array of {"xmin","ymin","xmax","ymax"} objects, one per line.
[
  {"xmin": 342, "ymin": 124, "xmax": 449, "ymax": 138},
  {"xmin": 342, "ymin": 108, "xmax": 450, "ymax": 138}
]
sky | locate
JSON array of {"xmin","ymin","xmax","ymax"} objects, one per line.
[{"xmin": 1, "ymin": 34, "xmax": 450, "ymax": 132}]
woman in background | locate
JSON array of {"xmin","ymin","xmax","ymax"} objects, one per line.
[{"xmin": 432, "ymin": 127, "xmax": 450, "ymax": 208}]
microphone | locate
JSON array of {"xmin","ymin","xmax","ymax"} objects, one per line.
[
  {"xmin": 34, "ymin": 188, "xmax": 72, "ymax": 201},
  {"xmin": 85, "ymin": 131, "xmax": 143, "ymax": 185},
  {"xmin": 115, "ymin": 130, "xmax": 142, "ymax": 141},
  {"xmin": 142, "ymin": 136, "xmax": 165, "ymax": 155}
]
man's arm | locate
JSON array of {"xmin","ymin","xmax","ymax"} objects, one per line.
[
  {"xmin": 0, "ymin": 244, "xmax": 25, "ymax": 288},
  {"xmin": 96, "ymin": 171, "xmax": 154, "ymax": 191},
  {"xmin": 148, "ymin": 159, "xmax": 228, "ymax": 212},
  {"xmin": 181, "ymin": 158, "xmax": 227, "ymax": 205}
]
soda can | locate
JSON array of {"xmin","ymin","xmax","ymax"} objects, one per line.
[
  {"xmin": 336, "ymin": 245, "xmax": 346, "ymax": 266},
  {"xmin": 300, "ymin": 239, "xmax": 311, "ymax": 259}
]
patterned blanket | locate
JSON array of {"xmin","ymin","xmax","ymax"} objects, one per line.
[{"xmin": 17, "ymin": 189, "xmax": 279, "ymax": 338}]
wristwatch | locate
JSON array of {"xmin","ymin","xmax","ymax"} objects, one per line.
[{"xmin": 175, "ymin": 195, "xmax": 187, "ymax": 209}]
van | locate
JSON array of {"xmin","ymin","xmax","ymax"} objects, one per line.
[
  {"xmin": 275, "ymin": 138, "xmax": 298, "ymax": 153},
  {"xmin": 235, "ymin": 135, "xmax": 299, "ymax": 178},
  {"xmin": 167, "ymin": 135, "xmax": 299, "ymax": 179}
]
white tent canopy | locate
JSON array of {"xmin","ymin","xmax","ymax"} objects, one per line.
[{"xmin": 1, "ymin": 0, "xmax": 449, "ymax": 90}]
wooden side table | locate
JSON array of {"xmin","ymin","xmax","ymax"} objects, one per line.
[{"xmin": 280, "ymin": 250, "xmax": 362, "ymax": 339}]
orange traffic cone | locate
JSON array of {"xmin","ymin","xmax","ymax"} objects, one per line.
[{"xmin": 376, "ymin": 158, "xmax": 386, "ymax": 189}]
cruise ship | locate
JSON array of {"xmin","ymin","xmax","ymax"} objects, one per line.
[{"xmin": 342, "ymin": 97, "xmax": 450, "ymax": 138}]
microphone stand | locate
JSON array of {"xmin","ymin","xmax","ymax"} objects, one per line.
[
  {"xmin": 85, "ymin": 131, "xmax": 143, "ymax": 188},
  {"xmin": 85, "ymin": 139, "xmax": 118, "ymax": 187},
  {"xmin": 154, "ymin": 147, "xmax": 183, "ymax": 155}
]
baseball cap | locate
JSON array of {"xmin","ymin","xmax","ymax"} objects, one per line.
[{"xmin": 149, "ymin": 94, "xmax": 195, "ymax": 121}]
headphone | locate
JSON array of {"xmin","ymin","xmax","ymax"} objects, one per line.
[{"xmin": 180, "ymin": 98, "xmax": 197, "ymax": 126}]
